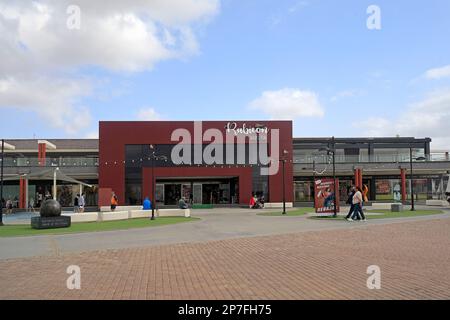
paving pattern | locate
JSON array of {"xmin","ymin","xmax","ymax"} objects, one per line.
[{"xmin": 1, "ymin": 217, "xmax": 449, "ymax": 300}]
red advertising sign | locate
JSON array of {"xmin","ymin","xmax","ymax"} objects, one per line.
[{"xmin": 314, "ymin": 178, "xmax": 340, "ymax": 214}]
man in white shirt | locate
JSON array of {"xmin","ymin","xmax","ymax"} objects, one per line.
[{"xmin": 348, "ymin": 186, "xmax": 366, "ymax": 221}]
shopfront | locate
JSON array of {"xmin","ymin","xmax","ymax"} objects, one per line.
[{"xmin": 98, "ymin": 120, "xmax": 294, "ymax": 207}]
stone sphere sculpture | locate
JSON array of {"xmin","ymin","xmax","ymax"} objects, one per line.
[{"xmin": 40, "ymin": 199, "xmax": 62, "ymax": 217}]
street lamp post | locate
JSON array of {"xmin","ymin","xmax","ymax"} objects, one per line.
[
  {"xmin": 280, "ymin": 149, "xmax": 289, "ymax": 215},
  {"xmin": 0, "ymin": 139, "xmax": 4, "ymax": 226},
  {"xmin": 409, "ymin": 147, "xmax": 426, "ymax": 211},
  {"xmin": 319, "ymin": 137, "xmax": 337, "ymax": 217},
  {"xmin": 149, "ymin": 145, "xmax": 167, "ymax": 220},
  {"xmin": 151, "ymin": 151, "xmax": 156, "ymax": 220},
  {"xmin": 331, "ymin": 137, "xmax": 337, "ymax": 217},
  {"xmin": 282, "ymin": 158, "xmax": 286, "ymax": 215}
]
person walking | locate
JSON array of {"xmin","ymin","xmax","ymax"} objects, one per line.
[
  {"xmin": 349, "ymin": 186, "xmax": 366, "ymax": 221},
  {"xmin": 111, "ymin": 192, "xmax": 118, "ymax": 212},
  {"xmin": 78, "ymin": 193, "xmax": 85, "ymax": 213},
  {"xmin": 74, "ymin": 194, "xmax": 79, "ymax": 213},
  {"xmin": 345, "ymin": 186, "xmax": 356, "ymax": 220}
]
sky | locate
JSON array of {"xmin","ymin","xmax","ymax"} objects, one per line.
[{"xmin": 1, "ymin": 0, "xmax": 450, "ymax": 150}]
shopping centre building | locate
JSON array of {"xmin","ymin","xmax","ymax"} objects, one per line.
[{"xmin": 2, "ymin": 120, "xmax": 450, "ymax": 209}]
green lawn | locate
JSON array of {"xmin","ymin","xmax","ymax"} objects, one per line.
[
  {"xmin": 309, "ymin": 209, "xmax": 444, "ymax": 220},
  {"xmin": 0, "ymin": 217, "xmax": 200, "ymax": 238},
  {"xmin": 257, "ymin": 207, "xmax": 314, "ymax": 216}
]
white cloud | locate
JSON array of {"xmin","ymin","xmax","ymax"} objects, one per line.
[
  {"xmin": 289, "ymin": 1, "xmax": 309, "ymax": 13},
  {"xmin": 0, "ymin": 0, "xmax": 219, "ymax": 134},
  {"xmin": 0, "ymin": 76, "xmax": 92, "ymax": 135},
  {"xmin": 424, "ymin": 65, "xmax": 450, "ymax": 80},
  {"xmin": 137, "ymin": 107, "xmax": 162, "ymax": 121},
  {"xmin": 354, "ymin": 88, "xmax": 450, "ymax": 149},
  {"xmin": 330, "ymin": 89, "xmax": 365, "ymax": 102},
  {"xmin": 249, "ymin": 88, "xmax": 324, "ymax": 120}
]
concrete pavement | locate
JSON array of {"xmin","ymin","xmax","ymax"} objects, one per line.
[{"xmin": 1, "ymin": 207, "xmax": 449, "ymax": 260}]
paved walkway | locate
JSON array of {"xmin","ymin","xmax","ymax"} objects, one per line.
[
  {"xmin": 1, "ymin": 207, "xmax": 449, "ymax": 260},
  {"xmin": 0, "ymin": 217, "xmax": 449, "ymax": 299}
]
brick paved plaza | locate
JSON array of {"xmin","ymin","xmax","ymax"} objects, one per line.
[{"xmin": 0, "ymin": 217, "xmax": 449, "ymax": 300}]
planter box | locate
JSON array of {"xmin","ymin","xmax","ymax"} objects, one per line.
[
  {"xmin": 156, "ymin": 209, "xmax": 191, "ymax": 217},
  {"xmin": 99, "ymin": 211, "xmax": 129, "ymax": 222}
]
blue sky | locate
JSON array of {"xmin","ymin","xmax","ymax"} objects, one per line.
[{"xmin": 1, "ymin": 0, "xmax": 450, "ymax": 149}]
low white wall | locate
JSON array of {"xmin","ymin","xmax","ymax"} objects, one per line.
[
  {"xmin": 100, "ymin": 205, "xmax": 142, "ymax": 212},
  {"xmin": 426, "ymin": 200, "xmax": 449, "ymax": 206},
  {"xmin": 264, "ymin": 202, "xmax": 294, "ymax": 209},
  {"xmin": 62, "ymin": 212, "xmax": 99, "ymax": 223},
  {"xmin": 129, "ymin": 209, "xmax": 152, "ymax": 219},
  {"xmin": 371, "ymin": 203, "xmax": 396, "ymax": 210},
  {"xmin": 156, "ymin": 208, "xmax": 191, "ymax": 217},
  {"xmin": 99, "ymin": 211, "xmax": 129, "ymax": 221}
]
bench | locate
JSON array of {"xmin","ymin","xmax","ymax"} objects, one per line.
[
  {"xmin": 156, "ymin": 208, "xmax": 191, "ymax": 218},
  {"xmin": 98, "ymin": 211, "xmax": 129, "ymax": 221}
]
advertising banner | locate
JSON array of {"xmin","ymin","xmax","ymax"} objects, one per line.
[{"xmin": 314, "ymin": 178, "xmax": 340, "ymax": 214}]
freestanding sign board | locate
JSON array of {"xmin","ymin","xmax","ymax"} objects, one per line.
[{"xmin": 314, "ymin": 178, "xmax": 340, "ymax": 215}]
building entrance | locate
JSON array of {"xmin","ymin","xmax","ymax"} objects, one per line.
[{"xmin": 155, "ymin": 178, "xmax": 238, "ymax": 206}]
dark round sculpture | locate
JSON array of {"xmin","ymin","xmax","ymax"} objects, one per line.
[{"xmin": 40, "ymin": 199, "xmax": 62, "ymax": 217}]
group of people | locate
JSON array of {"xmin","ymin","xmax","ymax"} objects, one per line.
[
  {"xmin": 249, "ymin": 194, "xmax": 265, "ymax": 209},
  {"xmin": 345, "ymin": 186, "xmax": 366, "ymax": 221},
  {"xmin": 73, "ymin": 193, "xmax": 86, "ymax": 213}
]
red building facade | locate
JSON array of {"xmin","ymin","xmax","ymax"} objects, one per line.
[{"xmin": 98, "ymin": 121, "xmax": 293, "ymax": 207}]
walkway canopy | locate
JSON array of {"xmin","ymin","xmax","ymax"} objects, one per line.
[
  {"xmin": 4, "ymin": 167, "xmax": 92, "ymax": 204},
  {"xmin": 4, "ymin": 167, "xmax": 92, "ymax": 187}
]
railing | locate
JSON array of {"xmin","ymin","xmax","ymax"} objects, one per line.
[
  {"xmin": 0, "ymin": 157, "xmax": 99, "ymax": 167},
  {"xmin": 294, "ymin": 153, "xmax": 450, "ymax": 164}
]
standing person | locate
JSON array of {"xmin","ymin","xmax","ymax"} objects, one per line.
[
  {"xmin": 111, "ymin": 192, "xmax": 118, "ymax": 212},
  {"xmin": 6, "ymin": 198, "xmax": 13, "ymax": 214},
  {"xmin": 79, "ymin": 193, "xmax": 85, "ymax": 213},
  {"xmin": 350, "ymin": 186, "xmax": 366, "ymax": 221},
  {"xmin": 74, "ymin": 194, "xmax": 79, "ymax": 213},
  {"xmin": 345, "ymin": 186, "xmax": 356, "ymax": 220},
  {"xmin": 28, "ymin": 197, "xmax": 36, "ymax": 213}
]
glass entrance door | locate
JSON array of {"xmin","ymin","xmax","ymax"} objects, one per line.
[
  {"xmin": 164, "ymin": 184, "xmax": 181, "ymax": 205},
  {"xmin": 202, "ymin": 184, "xmax": 220, "ymax": 204}
]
